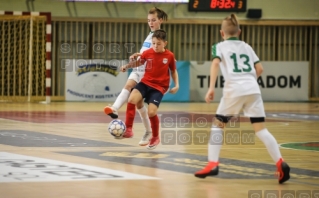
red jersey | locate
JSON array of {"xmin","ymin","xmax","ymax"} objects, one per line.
[{"xmin": 139, "ymin": 48, "xmax": 176, "ymax": 94}]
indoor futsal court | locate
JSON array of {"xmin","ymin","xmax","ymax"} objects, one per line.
[
  {"xmin": 0, "ymin": 102, "xmax": 319, "ymax": 198},
  {"xmin": 1, "ymin": 0, "xmax": 319, "ymax": 197}
]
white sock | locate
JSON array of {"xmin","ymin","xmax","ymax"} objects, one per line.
[
  {"xmin": 137, "ymin": 106, "xmax": 152, "ymax": 132},
  {"xmin": 112, "ymin": 89, "xmax": 130, "ymax": 110},
  {"xmin": 208, "ymin": 127, "xmax": 223, "ymax": 162},
  {"xmin": 256, "ymin": 128, "xmax": 282, "ymax": 163}
]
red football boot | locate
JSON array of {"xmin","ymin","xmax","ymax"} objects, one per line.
[
  {"xmin": 276, "ymin": 158, "xmax": 290, "ymax": 184},
  {"xmin": 122, "ymin": 127, "xmax": 134, "ymax": 138},
  {"xmin": 146, "ymin": 136, "xmax": 160, "ymax": 150},
  {"xmin": 194, "ymin": 161, "xmax": 219, "ymax": 178}
]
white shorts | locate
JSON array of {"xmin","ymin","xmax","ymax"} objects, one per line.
[
  {"xmin": 128, "ymin": 71, "xmax": 145, "ymax": 83},
  {"xmin": 216, "ymin": 94, "xmax": 266, "ymax": 118}
]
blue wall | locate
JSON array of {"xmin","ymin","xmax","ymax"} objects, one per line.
[{"xmin": 162, "ymin": 61, "xmax": 190, "ymax": 102}]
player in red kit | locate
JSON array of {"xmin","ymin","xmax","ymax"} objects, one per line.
[
  {"xmin": 121, "ymin": 29, "xmax": 179, "ymax": 149},
  {"xmin": 104, "ymin": 7, "xmax": 168, "ymax": 146}
]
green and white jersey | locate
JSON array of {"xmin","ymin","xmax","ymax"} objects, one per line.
[{"xmin": 212, "ymin": 37, "xmax": 261, "ymax": 98}]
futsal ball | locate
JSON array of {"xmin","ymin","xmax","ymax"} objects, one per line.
[{"xmin": 108, "ymin": 119, "xmax": 126, "ymax": 138}]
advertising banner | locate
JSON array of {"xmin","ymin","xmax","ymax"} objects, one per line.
[
  {"xmin": 65, "ymin": 60, "xmax": 308, "ymax": 102},
  {"xmin": 64, "ymin": 59, "xmax": 127, "ymax": 101},
  {"xmin": 190, "ymin": 61, "xmax": 309, "ymax": 102}
]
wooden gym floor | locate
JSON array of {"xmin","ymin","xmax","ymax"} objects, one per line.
[{"xmin": 0, "ymin": 102, "xmax": 318, "ymax": 198}]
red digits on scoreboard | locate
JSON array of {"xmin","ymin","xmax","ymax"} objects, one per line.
[
  {"xmin": 191, "ymin": 0, "xmax": 245, "ymax": 11},
  {"xmin": 225, "ymin": 0, "xmax": 235, "ymax": 8},
  {"xmin": 218, "ymin": 0, "xmax": 225, "ymax": 8},
  {"xmin": 224, "ymin": 0, "xmax": 231, "ymax": 8},
  {"xmin": 210, "ymin": 0, "xmax": 243, "ymax": 9},
  {"xmin": 211, "ymin": 0, "xmax": 237, "ymax": 9},
  {"xmin": 210, "ymin": 0, "xmax": 217, "ymax": 8}
]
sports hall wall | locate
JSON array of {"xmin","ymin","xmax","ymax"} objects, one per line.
[
  {"xmin": 1, "ymin": 0, "xmax": 319, "ymax": 19},
  {"xmin": 0, "ymin": 0, "xmax": 319, "ymax": 102}
]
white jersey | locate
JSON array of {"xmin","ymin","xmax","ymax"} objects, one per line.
[
  {"xmin": 212, "ymin": 37, "xmax": 261, "ymax": 98},
  {"xmin": 133, "ymin": 32, "xmax": 153, "ymax": 72},
  {"xmin": 140, "ymin": 32, "xmax": 153, "ymax": 53}
]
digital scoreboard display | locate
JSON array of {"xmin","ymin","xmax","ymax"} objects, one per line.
[{"xmin": 189, "ymin": 0, "xmax": 247, "ymax": 12}]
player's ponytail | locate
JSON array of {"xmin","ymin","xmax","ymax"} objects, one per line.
[
  {"xmin": 230, "ymin": 13, "xmax": 239, "ymax": 27},
  {"xmin": 222, "ymin": 13, "xmax": 240, "ymax": 35},
  {"xmin": 149, "ymin": 7, "xmax": 168, "ymax": 21}
]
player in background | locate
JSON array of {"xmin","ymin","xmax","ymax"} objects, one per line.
[
  {"xmin": 104, "ymin": 7, "xmax": 168, "ymax": 146},
  {"xmin": 194, "ymin": 14, "xmax": 290, "ymax": 184},
  {"xmin": 121, "ymin": 29, "xmax": 179, "ymax": 150}
]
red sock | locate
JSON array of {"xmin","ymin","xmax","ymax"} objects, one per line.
[
  {"xmin": 149, "ymin": 115, "xmax": 159, "ymax": 137},
  {"xmin": 125, "ymin": 103, "xmax": 136, "ymax": 128}
]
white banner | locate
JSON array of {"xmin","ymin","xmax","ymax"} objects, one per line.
[
  {"xmin": 190, "ymin": 61, "xmax": 223, "ymax": 102},
  {"xmin": 0, "ymin": 152, "xmax": 158, "ymax": 182},
  {"xmin": 64, "ymin": 59, "xmax": 128, "ymax": 101},
  {"xmin": 190, "ymin": 61, "xmax": 309, "ymax": 102}
]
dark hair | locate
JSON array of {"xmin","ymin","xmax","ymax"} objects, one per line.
[
  {"xmin": 152, "ymin": 29, "xmax": 167, "ymax": 41},
  {"xmin": 148, "ymin": 7, "xmax": 168, "ymax": 21}
]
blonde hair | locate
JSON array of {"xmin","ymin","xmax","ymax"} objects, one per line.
[{"xmin": 222, "ymin": 14, "xmax": 240, "ymax": 36}]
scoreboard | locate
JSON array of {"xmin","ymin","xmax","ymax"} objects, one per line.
[{"xmin": 189, "ymin": 0, "xmax": 247, "ymax": 12}]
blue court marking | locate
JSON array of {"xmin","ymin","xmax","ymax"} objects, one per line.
[{"xmin": 57, "ymin": 150, "xmax": 319, "ymax": 181}]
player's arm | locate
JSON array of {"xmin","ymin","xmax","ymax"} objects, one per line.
[
  {"xmin": 249, "ymin": 45, "xmax": 263, "ymax": 78},
  {"xmin": 121, "ymin": 53, "xmax": 145, "ymax": 72},
  {"xmin": 120, "ymin": 60, "xmax": 142, "ymax": 72},
  {"xmin": 254, "ymin": 62, "xmax": 263, "ymax": 78},
  {"xmin": 129, "ymin": 52, "xmax": 142, "ymax": 61},
  {"xmin": 205, "ymin": 58, "xmax": 220, "ymax": 103},
  {"xmin": 169, "ymin": 69, "xmax": 179, "ymax": 94},
  {"xmin": 209, "ymin": 58, "xmax": 220, "ymax": 90},
  {"xmin": 169, "ymin": 55, "xmax": 179, "ymax": 94}
]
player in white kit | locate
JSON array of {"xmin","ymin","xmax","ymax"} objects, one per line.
[
  {"xmin": 194, "ymin": 14, "xmax": 290, "ymax": 184},
  {"xmin": 104, "ymin": 7, "xmax": 168, "ymax": 146}
]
